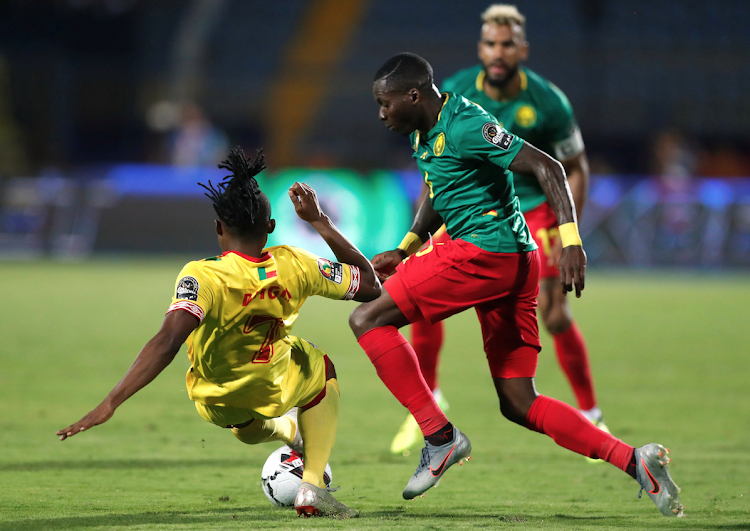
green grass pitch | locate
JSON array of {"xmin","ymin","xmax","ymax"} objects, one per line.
[{"xmin": 1, "ymin": 259, "xmax": 749, "ymax": 530}]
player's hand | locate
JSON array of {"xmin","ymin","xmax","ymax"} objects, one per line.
[
  {"xmin": 558, "ymin": 246, "xmax": 586, "ymax": 298},
  {"xmin": 288, "ymin": 182, "xmax": 325, "ymax": 223},
  {"xmin": 371, "ymin": 249, "xmax": 406, "ymax": 282},
  {"xmin": 56, "ymin": 402, "xmax": 115, "ymax": 441}
]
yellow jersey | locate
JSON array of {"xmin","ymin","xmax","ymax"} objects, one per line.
[{"xmin": 167, "ymin": 245, "xmax": 361, "ymax": 417}]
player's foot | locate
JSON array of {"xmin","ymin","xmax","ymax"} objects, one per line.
[
  {"xmin": 634, "ymin": 443, "xmax": 684, "ymax": 517},
  {"xmin": 283, "ymin": 408, "xmax": 303, "ymax": 453},
  {"xmin": 585, "ymin": 418, "xmax": 611, "ymax": 463},
  {"xmin": 295, "ymin": 482, "xmax": 359, "ymax": 519},
  {"xmin": 402, "ymin": 426, "xmax": 471, "ymax": 500},
  {"xmin": 390, "ymin": 390, "xmax": 449, "ymax": 456}
]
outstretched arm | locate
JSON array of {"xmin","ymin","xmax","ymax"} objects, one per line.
[
  {"xmin": 288, "ymin": 182, "xmax": 381, "ymax": 302},
  {"xmin": 562, "ymin": 151, "xmax": 590, "ymax": 219},
  {"xmin": 56, "ymin": 310, "xmax": 198, "ymax": 440},
  {"xmin": 509, "ymin": 142, "xmax": 586, "ymax": 297}
]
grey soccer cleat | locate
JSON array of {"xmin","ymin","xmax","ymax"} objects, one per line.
[
  {"xmin": 295, "ymin": 482, "xmax": 360, "ymax": 519},
  {"xmin": 635, "ymin": 443, "xmax": 684, "ymax": 517},
  {"xmin": 402, "ymin": 427, "xmax": 472, "ymax": 500}
]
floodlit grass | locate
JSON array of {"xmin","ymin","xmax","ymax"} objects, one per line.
[{"xmin": 1, "ymin": 259, "xmax": 749, "ymax": 530}]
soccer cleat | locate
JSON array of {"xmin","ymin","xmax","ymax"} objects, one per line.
[
  {"xmin": 294, "ymin": 482, "xmax": 359, "ymax": 519},
  {"xmin": 585, "ymin": 418, "xmax": 611, "ymax": 463},
  {"xmin": 390, "ymin": 391, "xmax": 450, "ymax": 456},
  {"xmin": 283, "ymin": 407, "xmax": 303, "ymax": 453},
  {"xmin": 402, "ymin": 427, "xmax": 471, "ymax": 500},
  {"xmin": 634, "ymin": 443, "xmax": 684, "ymax": 517}
]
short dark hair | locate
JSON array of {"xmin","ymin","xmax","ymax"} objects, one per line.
[
  {"xmin": 373, "ymin": 52, "xmax": 434, "ymax": 93},
  {"xmin": 199, "ymin": 147, "xmax": 271, "ymax": 240}
]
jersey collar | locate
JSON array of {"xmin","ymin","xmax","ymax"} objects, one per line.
[
  {"xmin": 222, "ymin": 250, "xmax": 272, "ymax": 263},
  {"xmin": 414, "ymin": 94, "xmax": 450, "ymax": 151}
]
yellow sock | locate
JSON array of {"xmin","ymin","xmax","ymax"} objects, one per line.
[
  {"xmin": 232, "ymin": 416, "xmax": 297, "ymax": 446},
  {"xmin": 299, "ymin": 379, "xmax": 340, "ymax": 488}
]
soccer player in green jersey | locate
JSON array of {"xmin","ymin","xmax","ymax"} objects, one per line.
[
  {"xmin": 350, "ymin": 52, "xmax": 683, "ymax": 517},
  {"xmin": 391, "ymin": 3, "xmax": 609, "ymax": 459}
]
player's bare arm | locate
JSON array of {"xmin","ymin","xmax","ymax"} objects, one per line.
[
  {"xmin": 509, "ymin": 142, "xmax": 586, "ymax": 297},
  {"xmin": 371, "ymin": 193, "xmax": 444, "ymax": 281},
  {"xmin": 562, "ymin": 151, "xmax": 590, "ymax": 219},
  {"xmin": 56, "ymin": 310, "xmax": 197, "ymax": 440},
  {"xmin": 288, "ymin": 181, "xmax": 381, "ymax": 301}
]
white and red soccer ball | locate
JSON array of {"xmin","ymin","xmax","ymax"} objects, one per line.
[{"xmin": 260, "ymin": 445, "xmax": 332, "ymax": 507}]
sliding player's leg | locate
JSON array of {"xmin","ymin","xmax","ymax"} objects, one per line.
[{"xmin": 194, "ymin": 402, "xmax": 299, "ymax": 448}]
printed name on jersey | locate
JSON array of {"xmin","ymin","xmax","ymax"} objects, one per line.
[
  {"xmin": 433, "ymin": 133, "xmax": 446, "ymax": 156},
  {"xmin": 176, "ymin": 276, "xmax": 199, "ymax": 301},
  {"xmin": 482, "ymin": 122, "xmax": 514, "ymax": 150},
  {"xmin": 317, "ymin": 258, "xmax": 343, "ymax": 284}
]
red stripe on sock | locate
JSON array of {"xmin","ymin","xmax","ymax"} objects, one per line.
[
  {"xmin": 358, "ymin": 326, "xmax": 449, "ymax": 436},
  {"xmin": 525, "ymin": 395, "xmax": 634, "ymax": 474},
  {"xmin": 553, "ymin": 322, "xmax": 597, "ymax": 411}
]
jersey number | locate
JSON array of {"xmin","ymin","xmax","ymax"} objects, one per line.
[
  {"xmin": 242, "ymin": 315, "xmax": 284, "ymax": 363},
  {"xmin": 535, "ymin": 227, "xmax": 560, "ymax": 257},
  {"xmin": 424, "ymin": 171, "xmax": 434, "ymax": 198}
]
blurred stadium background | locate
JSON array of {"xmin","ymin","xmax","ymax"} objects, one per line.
[{"xmin": 1, "ymin": 0, "xmax": 749, "ymax": 266}]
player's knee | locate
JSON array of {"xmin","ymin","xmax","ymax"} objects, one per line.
[
  {"xmin": 543, "ymin": 308, "xmax": 572, "ymax": 335},
  {"xmin": 498, "ymin": 400, "xmax": 528, "ymax": 426},
  {"xmin": 232, "ymin": 426, "xmax": 264, "ymax": 445},
  {"xmin": 349, "ymin": 304, "xmax": 374, "ymax": 338}
]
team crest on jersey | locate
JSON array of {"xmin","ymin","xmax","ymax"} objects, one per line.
[
  {"xmin": 482, "ymin": 122, "xmax": 514, "ymax": 150},
  {"xmin": 515, "ymin": 105, "xmax": 537, "ymax": 128},
  {"xmin": 433, "ymin": 133, "xmax": 446, "ymax": 156},
  {"xmin": 176, "ymin": 276, "xmax": 199, "ymax": 301},
  {"xmin": 317, "ymin": 258, "xmax": 343, "ymax": 284}
]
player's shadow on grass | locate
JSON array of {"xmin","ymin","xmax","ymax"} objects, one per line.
[
  {"xmin": 0, "ymin": 508, "xmax": 300, "ymax": 530},
  {"xmin": 0, "ymin": 458, "xmax": 249, "ymax": 472}
]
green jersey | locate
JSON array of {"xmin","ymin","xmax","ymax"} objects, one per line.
[
  {"xmin": 409, "ymin": 92, "xmax": 537, "ymax": 254},
  {"xmin": 441, "ymin": 66, "xmax": 584, "ymax": 213}
]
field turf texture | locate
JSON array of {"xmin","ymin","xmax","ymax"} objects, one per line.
[{"xmin": 1, "ymin": 259, "xmax": 749, "ymax": 530}]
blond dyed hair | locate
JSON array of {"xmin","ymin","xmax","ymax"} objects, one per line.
[{"xmin": 481, "ymin": 4, "xmax": 526, "ymax": 29}]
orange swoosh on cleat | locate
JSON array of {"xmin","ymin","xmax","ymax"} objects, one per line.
[
  {"xmin": 642, "ymin": 461, "xmax": 661, "ymax": 495},
  {"xmin": 429, "ymin": 445, "xmax": 456, "ymax": 477}
]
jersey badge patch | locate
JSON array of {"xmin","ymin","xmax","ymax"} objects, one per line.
[
  {"xmin": 433, "ymin": 133, "xmax": 446, "ymax": 156},
  {"xmin": 515, "ymin": 105, "xmax": 537, "ymax": 128},
  {"xmin": 317, "ymin": 258, "xmax": 343, "ymax": 284},
  {"xmin": 176, "ymin": 276, "xmax": 199, "ymax": 301},
  {"xmin": 482, "ymin": 122, "xmax": 514, "ymax": 150}
]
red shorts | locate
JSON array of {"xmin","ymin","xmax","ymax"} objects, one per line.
[
  {"xmin": 523, "ymin": 202, "xmax": 560, "ymax": 279},
  {"xmin": 385, "ymin": 238, "xmax": 541, "ymax": 378}
]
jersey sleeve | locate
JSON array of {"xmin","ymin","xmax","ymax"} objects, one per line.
[
  {"xmin": 451, "ymin": 111, "xmax": 525, "ymax": 170},
  {"xmin": 167, "ymin": 262, "xmax": 215, "ymax": 323},
  {"xmin": 296, "ymin": 248, "xmax": 361, "ymax": 301},
  {"xmin": 545, "ymin": 84, "xmax": 585, "ymax": 161}
]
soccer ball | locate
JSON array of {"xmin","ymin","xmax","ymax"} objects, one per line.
[{"xmin": 260, "ymin": 445, "xmax": 332, "ymax": 507}]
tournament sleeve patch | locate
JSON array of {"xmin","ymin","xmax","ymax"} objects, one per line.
[
  {"xmin": 482, "ymin": 122, "xmax": 514, "ymax": 150},
  {"xmin": 317, "ymin": 258, "xmax": 343, "ymax": 284},
  {"xmin": 176, "ymin": 276, "xmax": 199, "ymax": 301}
]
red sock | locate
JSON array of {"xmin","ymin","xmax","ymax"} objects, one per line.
[
  {"xmin": 526, "ymin": 395, "xmax": 633, "ymax": 474},
  {"xmin": 410, "ymin": 320, "xmax": 443, "ymax": 391},
  {"xmin": 553, "ymin": 322, "xmax": 597, "ymax": 411},
  {"xmin": 358, "ymin": 326, "xmax": 449, "ymax": 436}
]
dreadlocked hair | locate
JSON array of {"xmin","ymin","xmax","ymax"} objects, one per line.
[{"xmin": 199, "ymin": 147, "xmax": 271, "ymax": 239}]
